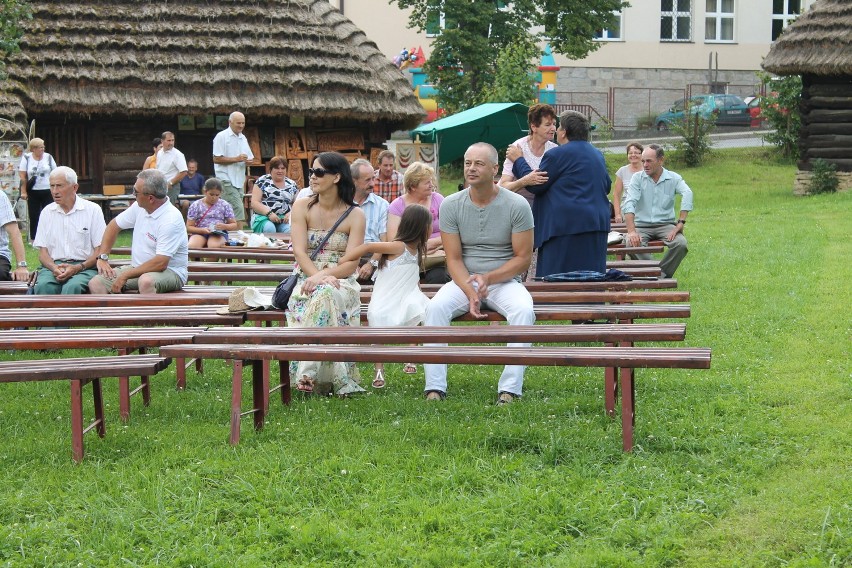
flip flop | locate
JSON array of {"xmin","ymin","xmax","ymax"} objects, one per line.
[
  {"xmin": 403, "ymin": 363, "xmax": 417, "ymax": 374},
  {"xmin": 296, "ymin": 377, "xmax": 314, "ymax": 393},
  {"xmin": 372, "ymin": 369, "xmax": 386, "ymax": 389}
]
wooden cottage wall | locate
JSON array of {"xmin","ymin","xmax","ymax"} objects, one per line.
[{"xmin": 799, "ymin": 74, "xmax": 852, "ymax": 172}]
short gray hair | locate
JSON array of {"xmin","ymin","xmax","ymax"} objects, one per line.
[
  {"xmin": 466, "ymin": 142, "xmax": 499, "ymax": 165},
  {"xmin": 50, "ymin": 166, "xmax": 78, "ymax": 185},
  {"xmin": 137, "ymin": 169, "xmax": 169, "ymax": 198},
  {"xmin": 350, "ymin": 158, "xmax": 373, "ymax": 180}
]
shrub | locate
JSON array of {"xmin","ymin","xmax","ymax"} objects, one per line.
[
  {"xmin": 808, "ymin": 158, "xmax": 839, "ymax": 194},
  {"xmin": 757, "ymin": 72, "xmax": 801, "ymax": 160},
  {"xmin": 636, "ymin": 113, "xmax": 657, "ymax": 130},
  {"xmin": 670, "ymin": 110, "xmax": 715, "ymax": 167}
]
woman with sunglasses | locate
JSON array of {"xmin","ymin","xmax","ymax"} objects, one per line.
[{"xmin": 286, "ymin": 152, "xmax": 367, "ymax": 397}]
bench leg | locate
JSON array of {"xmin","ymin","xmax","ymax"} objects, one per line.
[
  {"xmin": 92, "ymin": 378, "xmax": 106, "ymax": 438},
  {"xmin": 620, "ymin": 367, "xmax": 635, "ymax": 452},
  {"xmin": 252, "ymin": 361, "xmax": 266, "ymax": 432},
  {"xmin": 280, "ymin": 360, "xmax": 291, "ymax": 406},
  {"xmin": 604, "ymin": 343, "xmax": 617, "ymax": 416},
  {"xmin": 176, "ymin": 357, "xmax": 187, "ymax": 390},
  {"xmin": 230, "ymin": 360, "xmax": 244, "ymax": 445},
  {"xmin": 70, "ymin": 379, "xmax": 85, "ymax": 463},
  {"xmin": 139, "ymin": 347, "xmax": 151, "ymax": 407},
  {"xmin": 117, "ymin": 348, "xmax": 131, "ymax": 422}
]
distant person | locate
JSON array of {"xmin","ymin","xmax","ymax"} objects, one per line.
[
  {"xmin": 186, "ymin": 178, "xmax": 238, "ymax": 248},
  {"xmin": 509, "ymin": 110, "xmax": 611, "ymax": 276},
  {"xmin": 156, "ymin": 131, "xmax": 188, "ymax": 206},
  {"xmin": 179, "ymin": 158, "xmax": 205, "ymax": 215},
  {"xmin": 0, "ymin": 190, "xmax": 29, "ymax": 282},
  {"xmin": 424, "ymin": 143, "xmax": 534, "ymax": 405},
  {"xmin": 372, "ymin": 150, "xmax": 403, "ymax": 202},
  {"xmin": 350, "ymin": 158, "xmax": 389, "ymax": 283},
  {"xmin": 32, "ymin": 166, "xmax": 106, "ymax": 294},
  {"xmin": 622, "ymin": 144, "xmax": 693, "ymax": 279},
  {"xmin": 249, "ymin": 156, "xmax": 298, "ymax": 233},
  {"xmin": 340, "ymin": 204, "xmax": 432, "ymax": 389},
  {"xmin": 387, "ymin": 161, "xmax": 448, "ymax": 284},
  {"xmin": 18, "ymin": 137, "xmax": 57, "ymax": 240},
  {"xmin": 142, "ymin": 137, "xmax": 162, "ymax": 170},
  {"xmin": 212, "ymin": 111, "xmax": 253, "ymax": 228},
  {"xmin": 612, "ymin": 142, "xmax": 643, "ymax": 223},
  {"xmin": 89, "ymin": 169, "xmax": 188, "ymax": 294}
]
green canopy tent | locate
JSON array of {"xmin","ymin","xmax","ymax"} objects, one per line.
[{"xmin": 409, "ymin": 102, "xmax": 529, "ymax": 166}]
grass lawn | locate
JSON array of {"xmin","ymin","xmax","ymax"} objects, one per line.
[{"xmin": 1, "ymin": 148, "xmax": 849, "ymax": 566}]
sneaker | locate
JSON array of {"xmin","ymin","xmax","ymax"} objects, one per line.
[{"xmin": 497, "ymin": 392, "xmax": 518, "ymax": 405}]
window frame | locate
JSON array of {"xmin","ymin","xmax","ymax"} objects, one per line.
[
  {"xmin": 705, "ymin": 0, "xmax": 735, "ymax": 43},
  {"xmin": 594, "ymin": 10, "xmax": 624, "ymax": 41},
  {"xmin": 771, "ymin": 0, "xmax": 803, "ymax": 41},
  {"xmin": 661, "ymin": 0, "xmax": 693, "ymax": 43}
]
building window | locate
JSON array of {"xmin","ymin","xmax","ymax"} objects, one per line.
[
  {"xmin": 705, "ymin": 0, "xmax": 734, "ymax": 42},
  {"xmin": 425, "ymin": 8, "xmax": 442, "ymax": 37},
  {"xmin": 772, "ymin": 0, "xmax": 802, "ymax": 40},
  {"xmin": 595, "ymin": 11, "xmax": 624, "ymax": 41},
  {"xmin": 661, "ymin": 0, "xmax": 692, "ymax": 42}
]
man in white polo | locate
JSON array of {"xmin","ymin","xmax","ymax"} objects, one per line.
[
  {"xmin": 155, "ymin": 131, "xmax": 188, "ymax": 206},
  {"xmin": 32, "ymin": 166, "xmax": 106, "ymax": 294},
  {"xmin": 212, "ymin": 111, "xmax": 253, "ymax": 228},
  {"xmin": 89, "ymin": 169, "xmax": 188, "ymax": 294}
]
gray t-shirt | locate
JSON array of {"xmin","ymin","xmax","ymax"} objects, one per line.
[{"xmin": 439, "ymin": 186, "xmax": 534, "ymax": 280}]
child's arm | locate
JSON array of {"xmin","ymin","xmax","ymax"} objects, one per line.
[{"xmin": 339, "ymin": 241, "xmax": 405, "ymax": 264}]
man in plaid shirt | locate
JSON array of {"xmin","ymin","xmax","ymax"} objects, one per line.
[{"xmin": 372, "ymin": 150, "xmax": 403, "ymax": 202}]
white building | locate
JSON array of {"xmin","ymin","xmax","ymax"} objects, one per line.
[{"xmin": 330, "ymin": 0, "xmax": 815, "ymax": 128}]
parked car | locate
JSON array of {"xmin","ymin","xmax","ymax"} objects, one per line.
[{"xmin": 655, "ymin": 94, "xmax": 751, "ymax": 130}]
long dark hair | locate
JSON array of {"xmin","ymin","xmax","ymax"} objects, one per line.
[
  {"xmin": 308, "ymin": 152, "xmax": 356, "ymax": 209},
  {"xmin": 379, "ymin": 204, "xmax": 432, "ymax": 270}
]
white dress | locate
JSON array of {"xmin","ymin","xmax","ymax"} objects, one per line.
[{"xmin": 367, "ymin": 246, "xmax": 429, "ymax": 327}]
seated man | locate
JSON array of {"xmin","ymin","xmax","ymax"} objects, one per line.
[
  {"xmin": 423, "ymin": 142, "xmax": 535, "ymax": 405},
  {"xmin": 0, "ymin": 190, "xmax": 29, "ymax": 282},
  {"xmin": 32, "ymin": 166, "xmax": 106, "ymax": 294},
  {"xmin": 622, "ymin": 144, "xmax": 693, "ymax": 279},
  {"xmin": 89, "ymin": 169, "xmax": 188, "ymax": 294}
]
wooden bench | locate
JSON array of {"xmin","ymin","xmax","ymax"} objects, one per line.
[
  {"xmin": 0, "ymin": 327, "xmax": 205, "ymax": 420},
  {"xmin": 160, "ymin": 337, "xmax": 710, "ymax": 452},
  {"xmin": 0, "ymin": 354, "xmax": 171, "ymax": 462},
  {"xmin": 0, "ymin": 305, "xmax": 244, "ymax": 329}
]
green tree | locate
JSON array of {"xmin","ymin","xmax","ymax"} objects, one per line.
[
  {"xmin": 757, "ymin": 72, "xmax": 801, "ymax": 160},
  {"xmin": 483, "ymin": 33, "xmax": 539, "ymax": 105},
  {"xmin": 0, "ymin": 0, "xmax": 31, "ymax": 77},
  {"xmin": 393, "ymin": 0, "xmax": 627, "ymax": 114}
]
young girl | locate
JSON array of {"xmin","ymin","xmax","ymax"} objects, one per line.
[
  {"xmin": 186, "ymin": 177, "xmax": 239, "ymax": 248},
  {"xmin": 340, "ymin": 204, "xmax": 432, "ymax": 388}
]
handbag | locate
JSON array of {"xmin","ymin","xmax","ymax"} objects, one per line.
[{"xmin": 271, "ymin": 205, "xmax": 356, "ymax": 310}]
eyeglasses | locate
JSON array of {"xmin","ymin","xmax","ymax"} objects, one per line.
[
  {"xmin": 308, "ymin": 168, "xmax": 330, "ymax": 178},
  {"xmin": 133, "ymin": 190, "xmax": 153, "ymax": 196}
]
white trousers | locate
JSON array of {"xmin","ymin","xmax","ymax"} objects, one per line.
[{"xmin": 424, "ymin": 279, "xmax": 536, "ymax": 396}]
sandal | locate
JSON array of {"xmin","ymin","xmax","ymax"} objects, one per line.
[
  {"xmin": 403, "ymin": 363, "xmax": 417, "ymax": 374},
  {"xmin": 372, "ymin": 369, "xmax": 386, "ymax": 389},
  {"xmin": 296, "ymin": 377, "xmax": 315, "ymax": 394},
  {"xmin": 425, "ymin": 390, "xmax": 446, "ymax": 401},
  {"xmin": 497, "ymin": 391, "xmax": 518, "ymax": 405}
]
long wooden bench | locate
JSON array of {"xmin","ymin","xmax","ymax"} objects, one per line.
[
  {"xmin": 0, "ymin": 327, "xmax": 205, "ymax": 420},
  {"xmin": 160, "ymin": 337, "xmax": 710, "ymax": 452},
  {"xmin": 0, "ymin": 305, "xmax": 244, "ymax": 329},
  {"xmin": 0, "ymin": 354, "xmax": 171, "ymax": 462}
]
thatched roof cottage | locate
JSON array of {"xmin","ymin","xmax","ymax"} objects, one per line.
[
  {"xmin": 763, "ymin": 0, "xmax": 852, "ymax": 194},
  {"xmin": 0, "ymin": 0, "xmax": 424, "ymax": 192}
]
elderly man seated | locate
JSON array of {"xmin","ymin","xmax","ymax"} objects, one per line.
[
  {"xmin": 89, "ymin": 169, "xmax": 188, "ymax": 294},
  {"xmin": 32, "ymin": 166, "xmax": 106, "ymax": 294}
]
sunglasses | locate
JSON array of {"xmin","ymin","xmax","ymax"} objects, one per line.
[{"xmin": 308, "ymin": 168, "xmax": 331, "ymax": 178}]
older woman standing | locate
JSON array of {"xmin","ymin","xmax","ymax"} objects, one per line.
[
  {"xmin": 612, "ymin": 142, "xmax": 643, "ymax": 223},
  {"xmin": 286, "ymin": 152, "xmax": 366, "ymax": 397},
  {"xmin": 18, "ymin": 138, "xmax": 57, "ymax": 240},
  {"xmin": 249, "ymin": 156, "xmax": 298, "ymax": 234},
  {"xmin": 387, "ymin": 161, "xmax": 448, "ymax": 284}
]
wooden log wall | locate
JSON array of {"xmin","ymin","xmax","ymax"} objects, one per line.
[{"xmin": 798, "ymin": 74, "xmax": 852, "ymax": 172}]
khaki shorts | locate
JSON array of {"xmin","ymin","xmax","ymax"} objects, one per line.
[
  {"xmin": 91, "ymin": 265, "xmax": 183, "ymax": 293},
  {"xmin": 221, "ymin": 180, "xmax": 246, "ymax": 221}
]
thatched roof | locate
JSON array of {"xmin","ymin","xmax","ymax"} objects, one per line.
[
  {"xmin": 0, "ymin": 0, "xmax": 424, "ymax": 133},
  {"xmin": 763, "ymin": 0, "xmax": 852, "ymax": 76}
]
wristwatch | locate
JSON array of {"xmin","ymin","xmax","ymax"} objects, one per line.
[
  {"xmin": 676, "ymin": 219, "xmax": 686, "ymax": 225},
  {"xmin": 16, "ymin": 261, "xmax": 27, "ymax": 268},
  {"xmin": 369, "ymin": 259, "xmax": 379, "ymax": 268},
  {"xmin": 98, "ymin": 253, "xmax": 110, "ymax": 261}
]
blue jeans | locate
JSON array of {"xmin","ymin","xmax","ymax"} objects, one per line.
[{"xmin": 258, "ymin": 219, "xmax": 290, "ymax": 234}]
